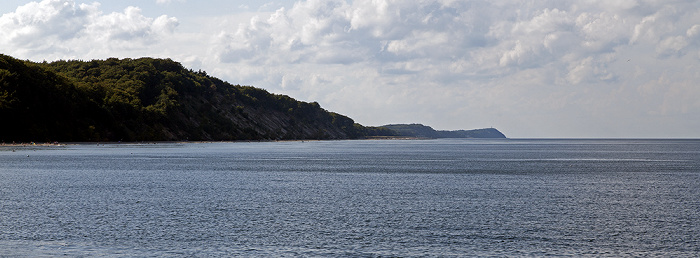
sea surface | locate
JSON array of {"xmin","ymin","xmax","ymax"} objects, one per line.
[{"xmin": 0, "ymin": 139, "xmax": 698, "ymax": 257}]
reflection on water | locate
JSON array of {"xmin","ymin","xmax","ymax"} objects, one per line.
[{"xmin": 1, "ymin": 139, "xmax": 699, "ymax": 256}]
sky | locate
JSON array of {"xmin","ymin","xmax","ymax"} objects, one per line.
[{"xmin": 2, "ymin": 0, "xmax": 700, "ymax": 138}]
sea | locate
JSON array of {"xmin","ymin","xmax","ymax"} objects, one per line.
[{"xmin": 0, "ymin": 139, "xmax": 698, "ymax": 257}]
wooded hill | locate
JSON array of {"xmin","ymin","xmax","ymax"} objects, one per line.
[
  {"xmin": 0, "ymin": 54, "xmax": 505, "ymax": 142},
  {"xmin": 381, "ymin": 124, "xmax": 506, "ymax": 138}
]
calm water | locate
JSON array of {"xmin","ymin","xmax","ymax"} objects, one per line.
[{"xmin": 0, "ymin": 139, "xmax": 699, "ymax": 256}]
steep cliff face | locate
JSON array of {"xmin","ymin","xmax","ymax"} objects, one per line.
[
  {"xmin": 160, "ymin": 86, "xmax": 358, "ymax": 141},
  {"xmin": 0, "ymin": 55, "xmax": 359, "ymax": 142}
]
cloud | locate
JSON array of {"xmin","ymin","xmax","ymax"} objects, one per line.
[
  {"xmin": 0, "ymin": 0, "xmax": 178, "ymax": 58},
  {"xmin": 85, "ymin": 6, "xmax": 178, "ymax": 42},
  {"xmin": 0, "ymin": 0, "xmax": 93, "ymax": 47},
  {"xmin": 156, "ymin": 0, "xmax": 185, "ymax": 4},
  {"xmin": 215, "ymin": 1, "xmax": 637, "ymax": 85}
]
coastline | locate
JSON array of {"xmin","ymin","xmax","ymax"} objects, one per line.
[{"xmin": 0, "ymin": 136, "xmax": 432, "ymax": 147}]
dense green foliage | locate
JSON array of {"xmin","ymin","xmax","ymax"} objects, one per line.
[
  {"xmin": 0, "ymin": 54, "xmax": 365, "ymax": 142},
  {"xmin": 0, "ymin": 55, "xmax": 104, "ymax": 142}
]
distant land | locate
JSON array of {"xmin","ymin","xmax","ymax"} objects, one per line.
[
  {"xmin": 0, "ymin": 54, "xmax": 505, "ymax": 142},
  {"xmin": 381, "ymin": 124, "xmax": 506, "ymax": 139}
]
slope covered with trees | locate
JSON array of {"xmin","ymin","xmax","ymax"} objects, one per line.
[
  {"xmin": 0, "ymin": 55, "xmax": 105, "ymax": 142},
  {"xmin": 0, "ymin": 54, "xmax": 505, "ymax": 142},
  {"xmin": 1, "ymin": 54, "xmax": 365, "ymax": 142}
]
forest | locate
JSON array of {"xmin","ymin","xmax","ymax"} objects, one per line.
[{"xmin": 0, "ymin": 54, "xmax": 504, "ymax": 142}]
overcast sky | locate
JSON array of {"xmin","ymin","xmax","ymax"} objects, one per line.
[{"xmin": 2, "ymin": 0, "xmax": 700, "ymax": 138}]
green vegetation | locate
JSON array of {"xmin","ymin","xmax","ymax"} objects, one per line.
[
  {"xmin": 0, "ymin": 54, "xmax": 364, "ymax": 142},
  {"xmin": 0, "ymin": 55, "xmax": 104, "ymax": 142},
  {"xmin": 0, "ymin": 54, "xmax": 505, "ymax": 142}
]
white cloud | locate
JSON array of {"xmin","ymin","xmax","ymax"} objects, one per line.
[
  {"xmin": 0, "ymin": 0, "xmax": 93, "ymax": 47},
  {"xmin": 656, "ymin": 36, "xmax": 689, "ymax": 57},
  {"xmin": 576, "ymin": 12, "xmax": 629, "ymax": 53},
  {"xmin": 0, "ymin": 0, "xmax": 178, "ymax": 58},
  {"xmin": 85, "ymin": 6, "xmax": 177, "ymax": 42},
  {"xmin": 156, "ymin": 0, "xmax": 185, "ymax": 4}
]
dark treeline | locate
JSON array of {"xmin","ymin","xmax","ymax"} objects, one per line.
[
  {"xmin": 0, "ymin": 54, "xmax": 504, "ymax": 142},
  {"xmin": 0, "ymin": 54, "xmax": 376, "ymax": 142}
]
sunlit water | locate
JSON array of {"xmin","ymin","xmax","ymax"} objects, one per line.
[{"xmin": 1, "ymin": 139, "xmax": 699, "ymax": 256}]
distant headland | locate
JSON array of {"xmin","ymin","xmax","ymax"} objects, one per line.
[
  {"xmin": 0, "ymin": 54, "xmax": 505, "ymax": 142},
  {"xmin": 380, "ymin": 124, "xmax": 506, "ymax": 139}
]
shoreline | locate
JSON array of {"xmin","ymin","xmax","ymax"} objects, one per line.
[
  {"xmin": 0, "ymin": 142, "xmax": 65, "ymax": 147},
  {"xmin": 0, "ymin": 137, "xmax": 432, "ymax": 147}
]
